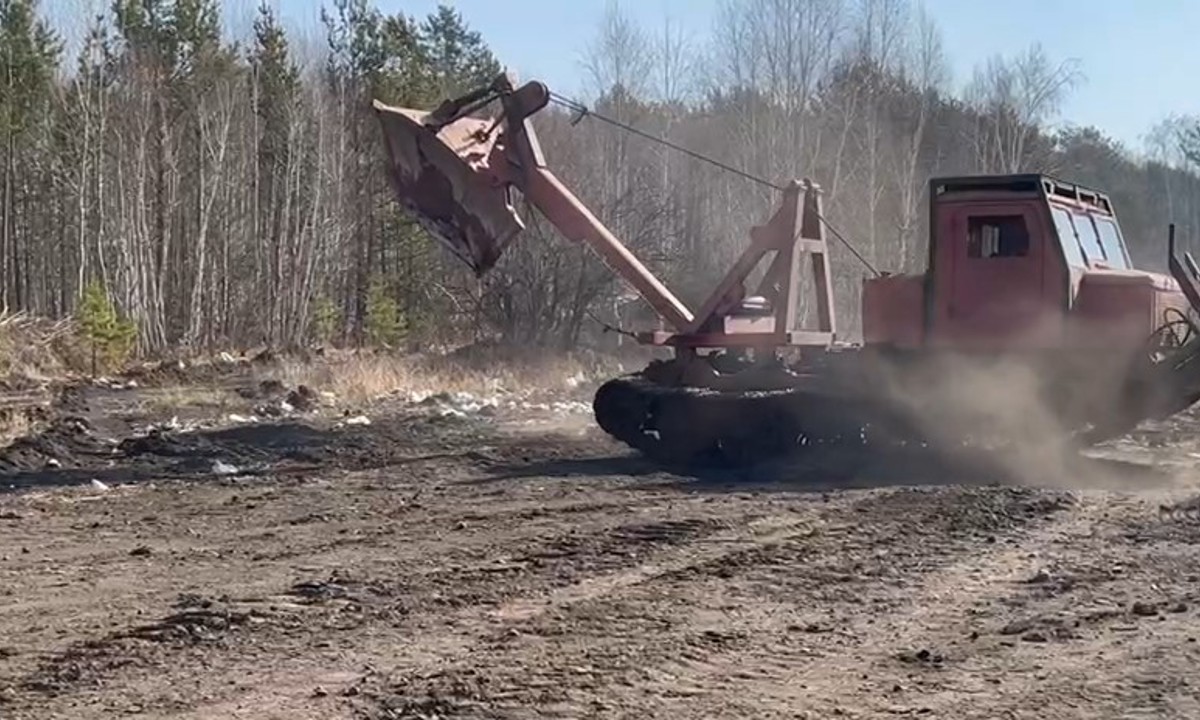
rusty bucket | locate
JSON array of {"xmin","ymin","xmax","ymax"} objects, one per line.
[{"xmin": 373, "ymin": 99, "xmax": 524, "ymax": 276}]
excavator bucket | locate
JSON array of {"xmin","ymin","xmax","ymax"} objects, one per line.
[{"xmin": 372, "ymin": 99, "xmax": 524, "ymax": 276}]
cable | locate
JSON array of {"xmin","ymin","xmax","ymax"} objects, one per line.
[
  {"xmin": 585, "ymin": 309, "xmax": 638, "ymax": 340},
  {"xmin": 547, "ymin": 91, "xmax": 882, "ymax": 278},
  {"xmin": 819, "ymin": 216, "xmax": 882, "ymax": 278},
  {"xmin": 549, "ymin": 93, "xmax": 783, "ymax": 192}
]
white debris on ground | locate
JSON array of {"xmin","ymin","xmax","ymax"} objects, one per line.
[
  {"xmin": 514, "ymin": 399, "xmax": 591, "ymax": 414},
  {"xmin": 93, "ymin": 376, "xmax": 140, "ymax": 390},
  {"xmin": 211, "ymin": 460, "xmax": 240, "ymax": 476},
  {"xmin": 421, "ymin": 391, "xmax": 501, "ymax": 418},
  {"xmin": 131, "ymin": 415, "xmax": 210, "ymax": 436},
  {"xmin": 394, "ymin": 388, "xmax": 592, "ymax": 421}
]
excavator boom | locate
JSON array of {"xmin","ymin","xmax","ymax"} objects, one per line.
[
  {"xmin": 375, "ymin": 74, "xmax": 1200, "ymax": 469},
  {"xmin": 373, "ymin": 72, "xmax": 835, "ymax": 348}
]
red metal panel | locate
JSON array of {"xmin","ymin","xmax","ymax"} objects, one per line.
[
  {"xmin": 1072, "ymin": 270, "xmax": 1186, "ymax": 348},
  {"xmin": 928, "ymin": 199, "xmax": 1067, "ymax": 351},
  {"xmin": 862, "ymin": 274, "xmax": 925, "ymax": 348}
]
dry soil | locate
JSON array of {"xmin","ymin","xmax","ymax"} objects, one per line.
[{"xmin": 3, "ymin": 371, "xmax": 1200, "ymax": 719}]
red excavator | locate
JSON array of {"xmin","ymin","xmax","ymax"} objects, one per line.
[{"xmin": 373, "ymin": 72, "xmax": 1200, "ymax": 466}]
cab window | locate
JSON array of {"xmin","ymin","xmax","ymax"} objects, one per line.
[
  {"xmin": 1051, "ymin": 206, "xmax": 1088, "ymax": 267},
  {"xmin": 967, "ymin": 215, "xmax": 1029, "ymax": 258},
  {"xmin": 1092, "ymin": 216, "xmax": 1130, "ymax": 269},
  {"xmin": 1071, "ymin": 211, "xmax": 1106, "ymax": 263}
]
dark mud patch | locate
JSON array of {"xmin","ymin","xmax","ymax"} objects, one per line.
[
  {"xmin": 0, "ymin": 406, "xmax": 494, "ymax": 491},
  {"xmin": 0, "ymin": 416, "xmax": 118, "ymax": 473},
  {"xmin": 118, "ymin": 422, "xmax": 338, "ymax": 471},
  {"xmin": 13, "ymin": 602, "xmax": 287, "ymax": 698},
  {"xmin": 118, "ymin": 414, "xmax": 489, "ymax": 472}
]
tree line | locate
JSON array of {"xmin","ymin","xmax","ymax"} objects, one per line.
[{"xmin": 3, "ymin": 0, "xmax": 1200, "ymax": 356}]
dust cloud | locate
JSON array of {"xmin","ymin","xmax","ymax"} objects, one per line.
[{"xmin": 863, "ymin": 344, "xmax": 1192, "ymax": 493}]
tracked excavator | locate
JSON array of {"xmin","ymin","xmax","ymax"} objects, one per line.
[{"xmin": 373, "ymin": 72, "xmax": 1200, "ymax": 467}]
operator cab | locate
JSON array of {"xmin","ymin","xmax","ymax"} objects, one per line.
[{"xmin": 862, "ymin": 173, "xmax": 1188, "ymax": 352}]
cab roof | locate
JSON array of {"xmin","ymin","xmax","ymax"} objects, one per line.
[{"xmin": 930, "ymin": 173, "xmax": 1114, "ymax": 216}]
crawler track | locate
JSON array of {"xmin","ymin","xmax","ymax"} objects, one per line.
[{"xmin": 591, "ymin": 373, "xmax": 923, "ymax": 467}]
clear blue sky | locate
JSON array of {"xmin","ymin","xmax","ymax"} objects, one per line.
[
  {"xmin": 268, "ymin": 0, "xmax": 1199, "ymax": 153},
  {"xmin": 362, "ymin": 0, "xmax": 1200, "ymax": 154}
]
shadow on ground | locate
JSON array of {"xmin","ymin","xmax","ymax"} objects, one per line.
[
  {"xmin": 478, "ymin": 440, "xmax": 1176, "ymax": 493},
  {"xmin": 0, "ymin": 405, "xmax": 1179, "ymax": 496}
]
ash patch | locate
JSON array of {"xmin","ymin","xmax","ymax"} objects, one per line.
[
  {"xmin": 0, "ymin": 416, "xmax": 117, "ymax": 472},
  {"xmin": 117, "ymin": 413, "xmax": 486, "ymax": 474},
  {"xmin": 0, "ymin": 396, "xmax": 493, "ymax": 491},
  {"xmin": 118, "ymin": 422, "xmax": 336, "ymax": 472}
]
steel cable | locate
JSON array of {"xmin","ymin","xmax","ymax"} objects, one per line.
[{"xmin": 547, "ymin": 92, "xmax": 881, "ymax": 278}]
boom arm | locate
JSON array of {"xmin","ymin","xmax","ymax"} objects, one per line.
[
  {"xmin": 491, "ymin": 80, "xmax": 694, "ymax": 329},
  {"xmin": 373, "ymin": 72, "xmax": 836, "ymax": 349}
]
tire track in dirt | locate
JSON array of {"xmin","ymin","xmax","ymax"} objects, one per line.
[
  {"xmin": 693, "ymin": 489, "xmax": 1200, "ymax": 720},
  {"xmin": 920, "ymin": 487, "xmax": 1200, "ymax": 720},
  {"xmin": 486, "ymin": 513, "xmax": 814, "ymax": 623},
  {"xmin": 570, "ymin": 486, "xmax": 1079, "ymax": 718},
  {"xmin": 632, "ymin": 492, "xmax": 1096, "ymax": 717},
  {"xmin": 0, "ymin": 430, "xmax": 1115, "ymax": 720},
  {"xmin": 361, "ymin": 485, "xmax": 1076, "ymax": 719},
  {"xmin": 0, "ymin": 462, "xmax": 774, "ymax": 717},
  {"xmin": 363, "ymin": 512, "xmax": 829, "ymax": 720}
]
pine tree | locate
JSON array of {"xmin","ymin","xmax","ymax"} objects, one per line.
[
  {"xmin": 78, "ymin": 279, "xmax": 136, "ymax": 374},
  {"xmin": 365, "ymin": 275, "xmax": 404, "ymax": 348},
  {"xmin": 419, "ymin": 4, "xmax": 500, "ymax": 96}
]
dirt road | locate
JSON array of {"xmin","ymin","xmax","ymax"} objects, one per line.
[{"xmin": 2, "ymin": 375, "xmax": 1200, "ymax": 719}]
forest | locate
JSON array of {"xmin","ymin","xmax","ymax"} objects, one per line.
[{"xmin": 3, "ymin": 0, "xmax": 1200, "ymax": 356}]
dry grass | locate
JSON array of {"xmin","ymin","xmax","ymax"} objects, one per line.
[
  {"xmin": 265, "ymin": 346, "xmax": 632, "ymax": 408},
  {"xmin": 0, "ymin": 409, "xmax": 39, "ymax": 446},
  {"xmin": 136, "ymin": 386, "xmax": 240, "ymax": 415},
  {"xmin": 0, "ymin": 312, "xmax": 87, "ymax": 388}
]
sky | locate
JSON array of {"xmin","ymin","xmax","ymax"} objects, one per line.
[
  {"xmin": 42, "ymin": 0, "xmax": 1196, "ymax": 154},
  {"xmin": 272, "ymin": 0, "xmax": 1191, "ymax": 156}
]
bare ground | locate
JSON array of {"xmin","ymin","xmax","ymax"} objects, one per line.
[{"xmin": 3, "ymin": 371, "xmax": 1200, "ymax": 719}]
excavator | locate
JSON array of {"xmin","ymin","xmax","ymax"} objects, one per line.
[{"xmin": 372, "ymin": 72, "xmax": 1200, "ymax": 467}]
